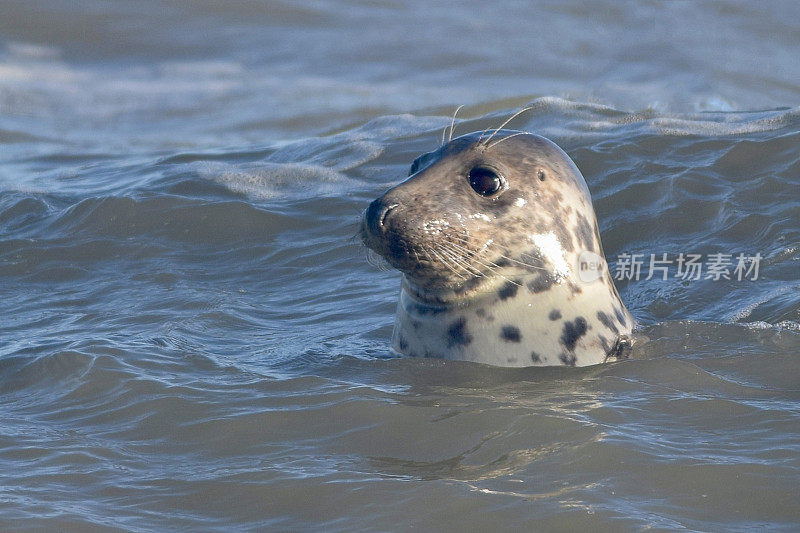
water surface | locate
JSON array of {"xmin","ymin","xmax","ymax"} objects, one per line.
[{"xmin": 1, "ymin": 0, "xmax": 799, "ymax": 530}]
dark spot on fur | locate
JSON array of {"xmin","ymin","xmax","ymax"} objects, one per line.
[
  {"xmin": 614, "ymin": 306, "xmax": 628, "ymax": 326},
  {"xmin": 498, "ymin": 280, "xmax": 519, "ymax": 300},
  {"xmin": 560, "ymin": 352, "xmax": 577, "ymax": 366},
  {"xmin": 494, "ymin": 258, "xmax": 511, "ymax": 268},
  {"xmin": 569, "ymin": 282, "xmax": 582, "ymax": 294},
  {"xmin": 425, "ymin": 350, "xmax": 444, "ymax": 359},
  {"xmin": 540, "ymin": 192, "xmax": 563, "ymax": 215},
  {"xmin": 447, "ymin": 318, "xmax": 472, "ymax": 347},
  {"xmin": 527, "ymin": 272, "xmax": 554, "ymax": 293},
  {"xmin": 398, "ymin": 337, "xmax": 409, "ymax": 351},
  {"xmin": 412, "ymin": 320, "xmax": 422, "ymax": 330},
  {"xmin": 599, "ymin": 335, "xmax": 611, "ymax": 352},
  {"xmin": 507, "ymin": 357, "xmax": 518, "ymax": 364},
  {"xmin": 530, "ymin": 351, "xmax": 541, "ymax": 363},
  {"xmin": 596, "ymin": 311, "xmax": 619, "ymax": 333},
  {"xmin": 501, "ymin": 325, "xmax": 522, "ymax": 342},
  {"xmin": 538, "ymin": 169, "xmax": 546, "ymax": 181},
  {"xmin": 552, "ymin": 219, "xmax": 575, "ymax": 253},
  {"xmin": 533, "ymin": 195, "xmax": 575, "ymax": 252},
  {"xmin": 549, "ymin": 309, "xmax": 562, "ymax": 321},
  {"xmin": 476, "ymin": 308, "xmax": 486, "ymax": 317},
  {"xmin": 560, "ymin": 317, "xmax": 588, "ymax": 352},
  {"xmin": 533, "ymin": 219, "xmax": 549, "ymax": 233},
  {"xmin": 575, "ymin": 213, "xmax": 595, "ymax": 252}
]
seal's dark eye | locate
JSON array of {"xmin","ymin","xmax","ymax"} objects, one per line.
[{"xmin": 468, "ymin": 167, "xmax": 504, "ymax": 197}]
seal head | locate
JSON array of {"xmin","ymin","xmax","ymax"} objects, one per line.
[{"xmin": 362, "ymin": 129, "xmax": 633, "ymax": 367}]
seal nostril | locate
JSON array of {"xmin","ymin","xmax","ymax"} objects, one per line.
[
  {"xmin": 380, "ymin": 203, "xmax": 398, "ymax": 227},
  {"xmin": 365, "ymin": 198, "xmax": 399, "ymax": 233}
]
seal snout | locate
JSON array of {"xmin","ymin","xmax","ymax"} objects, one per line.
[{"xmin": 364, "ymin": 197, "xmax": 399, "ymax": 235}]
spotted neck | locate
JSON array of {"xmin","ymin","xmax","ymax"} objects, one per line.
[{"xmin": 391, "ymin": 271, "xmax": 633, "ymax": 367}]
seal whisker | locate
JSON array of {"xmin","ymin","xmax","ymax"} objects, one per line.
[
  {"xmin": 435, "ymin": 243, "xmax": 484, "ymax": 278},
  {"xmin": 448, "ymin": 105, "xmax": 464, "ymax": 143},
  {"xmin": 482, "ymin": 107, "xmax": 533, "ymax": 146},
  {"xmin": 435, "ymin": 252, "xmax": 475, "ymax": 280},
  {"xmin": 427, "ymin": 246, "xmax": 467, "ymax": 280},
  {"xmin": 419, "ymin": 246, "xmax": 443, "ymax": 274},
  {"xmin": 437, "ymin": 241, "xmax": 524, "ymax": 287},
  {"xmin": 437, "ymin": 244, "xmax": 482, "ymax": 279},
  {"xmin": 444, "ymin": 235, "xmax": 498, "ymax": 263},
  {"xmin": 446, "ymin": 249, "xmax": 523, "ymax": 287},
  {"xmin": 445, "ymin": 235, "xmax": 549, "ymax": 274},
  {"xmin": 489, "ymin": 250, "xmax": 550, "ymax": 274},
  {"xmin": 441, "ymin": 239, "xmax": 505, "ymax": 273},
  {"xmin": 476, "ymin": 126, "xmax": 492, "ymax": 145},
  {"xmin": 415, "ymin": 245, "xmax": 440, "ymax": 269},
  {"xmin": 442, "ymin": 239, "xmax": 486, "ymax": 264}
]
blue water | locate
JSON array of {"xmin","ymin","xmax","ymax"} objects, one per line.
[{"xmin": 1, "ymin": 1, "xmax": 799, "ymax": 530}]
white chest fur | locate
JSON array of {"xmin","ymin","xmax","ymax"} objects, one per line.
[{"xmin": 391, "ymin": 274, "xmax": 632, "ymax": 367}]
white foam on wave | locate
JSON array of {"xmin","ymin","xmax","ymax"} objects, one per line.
[
  {"xmin": 321, "ymin": 140, "xmax": 385, "ymax": 172},
  {"xmin": 728, "ymin": 283, "xmax": 800, "ymax": 322},
  {"xmin": 741, "ymin": 320, "xmax": 800, "ymax": 333},
  {"xmin": 266, "ymin": 138, "xmax": 384, "ymax": 173},
  {"xmin": 194, "ymin": 161, "xmax": 362, "ymax": 200},
  {"xmin": 516, "ymin": 96, "xmax": 800, "ymax": 140},
  {"xmin": 646, "ymin": 110, "xmax": 800, "ymax": 137},
  {"xmin": 351, "ymin": 113, "xmax": 449, "ymax": 141}
]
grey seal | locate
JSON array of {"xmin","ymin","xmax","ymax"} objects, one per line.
[{"xmin": 361, "ymin": 126, "xmax": 633, "ymax": 367}]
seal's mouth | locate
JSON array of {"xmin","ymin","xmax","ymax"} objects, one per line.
[
  {"xmin": 361, "ymin": 210, "xmax": 500, "ymax": 302},
  {"xmin": 361, "ymin": 224, "xmax": 441, "ymax": 283}
]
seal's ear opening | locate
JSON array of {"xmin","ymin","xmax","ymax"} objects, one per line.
[{"xmin": 407, "ymin": 150, "xmax": 439, "ymax": 177}]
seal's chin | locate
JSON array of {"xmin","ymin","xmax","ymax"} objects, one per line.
[{"xmin": 401, "ymin": 271, "xmax": 501, "ymax": 306}]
